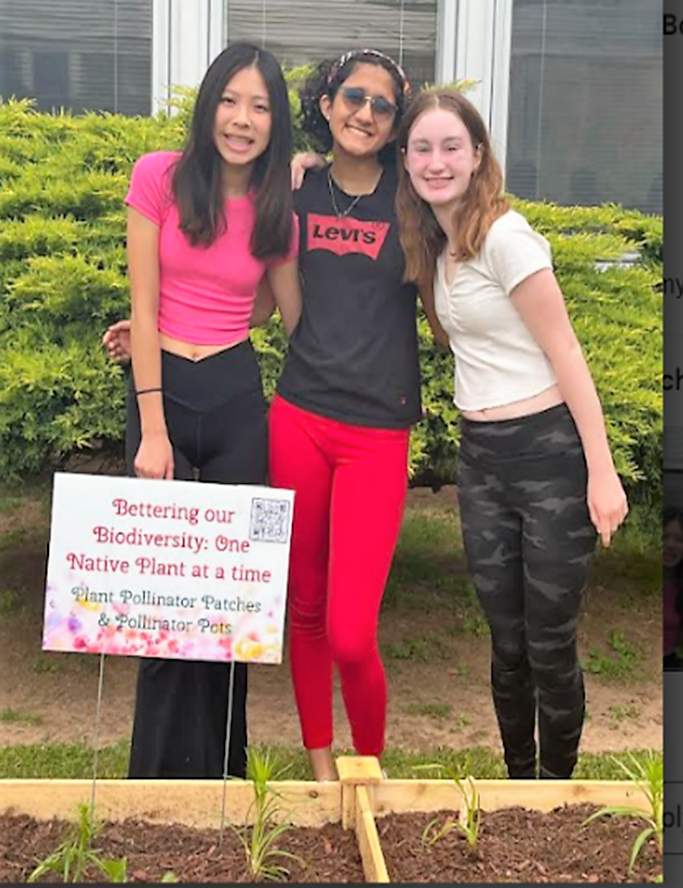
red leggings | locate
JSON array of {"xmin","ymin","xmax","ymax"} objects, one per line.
[{"xmin": 268, "ymin": 395, "xmax": 410, "ymax": 756}]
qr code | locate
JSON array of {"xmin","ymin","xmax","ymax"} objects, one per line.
[{"xmin": 249, "ymin": 498, "xmax": 291, "ymax": 544}]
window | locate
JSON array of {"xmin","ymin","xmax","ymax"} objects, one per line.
[
  {"xmin": 224, "ymin": 0, "xmax": 438, "ymax": 87},
  {"xmin": 0, "ymin": 0, "xmax": 153, "ymax": 115},
  {"xmin": 506, "ymin": 0, "xmax": 661, "ymax": 214}
]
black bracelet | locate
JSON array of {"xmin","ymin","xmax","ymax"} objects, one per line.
[{"xmin": 135, "ymin": 387, "xmax": 162, "ymax": 397}]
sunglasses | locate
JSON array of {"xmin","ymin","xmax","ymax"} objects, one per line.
[{"xmin": 340, "ymin": 86, "xmax": 397, "ymax": 120}]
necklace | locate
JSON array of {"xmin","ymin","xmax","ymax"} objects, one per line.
[{"xmin": 327, "ymin": 169, "xmax": 365, "ymax": 218}]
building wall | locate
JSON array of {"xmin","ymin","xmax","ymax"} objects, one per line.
[{"xmin": 0, "ymin": 0, "xmax": 662, "ymax": 214}]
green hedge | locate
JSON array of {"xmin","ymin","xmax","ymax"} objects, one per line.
[{"xmin": 0, "ymin": 96, "xmax": 662, "ymax": 501}]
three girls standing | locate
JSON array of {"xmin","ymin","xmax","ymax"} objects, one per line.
[{"xmin": 110, "ymin": 48, "xmax": 628, "ymax": 782}]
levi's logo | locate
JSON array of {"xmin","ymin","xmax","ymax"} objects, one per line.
[{"xmin": 307, "ymin": 214, "xmax": 390, "ymax": 260}]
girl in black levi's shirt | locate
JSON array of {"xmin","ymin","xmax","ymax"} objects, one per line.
[{"xmin": 269, "ymin": 51, "xmax": 429, "ymax": 781}]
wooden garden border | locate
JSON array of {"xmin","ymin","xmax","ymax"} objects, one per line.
[
  {"xmin": 363, "ymin": 764, "xmax": 650, "ymax": 883},
  {"xmin": 1, "ymin": 756, "xmax": 648, "ymax": 883}
]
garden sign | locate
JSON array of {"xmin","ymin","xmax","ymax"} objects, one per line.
[{"xmin": 42, "ymin": 473, "xmax": 294, "ymax": 664}]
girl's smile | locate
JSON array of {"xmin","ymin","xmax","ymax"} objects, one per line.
[{"xmin": 404, "ymin": 107, "xmax": 481, "ymax": 210}]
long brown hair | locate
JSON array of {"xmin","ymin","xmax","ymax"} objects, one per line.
[{"xmin": 396, "ymin": 89, "xmax": 509, "ymax": 292}]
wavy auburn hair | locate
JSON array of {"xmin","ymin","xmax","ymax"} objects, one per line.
[{"xmin": 396, "ymin": 89, "xmax": 509, "ymax": 292}]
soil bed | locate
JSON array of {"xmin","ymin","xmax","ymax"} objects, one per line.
[
  {"xmin": 377, "ymin": 803, "xmax": 661, "ymax": 884},
  {"xmin": 0, "ymin": 814, "xmax": 364, "ymax": 883}
]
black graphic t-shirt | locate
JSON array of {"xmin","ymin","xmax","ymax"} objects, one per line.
[{"xmin": 277, "ymin": 165, "xmax": 422, "ymax": 429}]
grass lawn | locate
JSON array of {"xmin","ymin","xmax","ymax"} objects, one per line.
[
  {"xmin": 0, "ymin": 740, "xmax": 662, "ymax": 782},
  {"xmin": 0, "ymin": 480, "xmax": 662, "ymax": 783}
]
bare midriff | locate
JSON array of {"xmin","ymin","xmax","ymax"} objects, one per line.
[
  {"xmin": 460, "ymin": 383, "xmax": 564, "ymax": 422},
  {"xmin": 159, "ymin": 331, "xmax": 251, "ymax": 362}
]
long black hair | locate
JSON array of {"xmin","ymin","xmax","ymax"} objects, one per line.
[
  {"xmin": 171, "ymin": 42, "xmax": 293, "ymax": 259},
  {"xmin": 299, "ymin": 49, "xmax": 411, "ymax": 165},
  {"xmin": 664, "ymin": 506, "xmax": 683, "ymax": 614}
]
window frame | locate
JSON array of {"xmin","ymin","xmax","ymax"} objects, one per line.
[
  {"xmin": 151, "ymin": 0, "xmax": 224, "ymax": 114},
  {"xmin": 152, "ymin": 0, "xmax": 452, "ymax": 115}
]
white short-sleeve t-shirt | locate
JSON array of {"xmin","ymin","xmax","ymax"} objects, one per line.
[{"xmin": 434, "ymin": 209, "xmax": 557, "ymax": 411}]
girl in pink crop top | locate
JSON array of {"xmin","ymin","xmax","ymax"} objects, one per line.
[
  {"xmin": 126, "ymin": 150, "xmax": 298, "ymax": 346},
  {"xmin": 129, "ymin": 52, "xmax": 301, "ymax": 483},
  {"xmin": 121, "ymin": 43, "xmax": 301, "ymax": 784}
]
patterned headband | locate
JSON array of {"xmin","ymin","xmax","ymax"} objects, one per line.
[{"xmin": 327, "ymin": 49, "xmax": 410, "ymax": 94}]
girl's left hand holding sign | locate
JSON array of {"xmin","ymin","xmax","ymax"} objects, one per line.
[{"xmin": 134, "ymin": 426, "xmax": 175, "ymax": 480}]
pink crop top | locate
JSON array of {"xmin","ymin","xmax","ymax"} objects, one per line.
[{"xmin": 124, "ymin": 151, "xmax": 298, "ymax": 345}]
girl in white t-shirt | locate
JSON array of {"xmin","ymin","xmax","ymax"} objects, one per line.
[{"xmin": 396, "ymin": 88, "xmax": 628, "ymax": 779}]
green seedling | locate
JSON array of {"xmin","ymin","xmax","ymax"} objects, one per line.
[
  {"xmin": 28, "ymin": 802, "xmax": 128, "ymax": 883},
  {"xmin": 232, "ymin": 747, "xmax": 306, "ymax": 882},
  {"xmin": 581, "ymin": 751, "xmax": 663, "ymax": 873},
  {"xmin": 97, "ymin": 858, "xmax": 128, "ymax": 882},
  {"xmin": 414, "ymin": 762, "xmax": 482, "ymax": 853}
]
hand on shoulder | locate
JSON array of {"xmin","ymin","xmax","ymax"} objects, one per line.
[{"xmin": 291, "ymin": 151, "xmax": 327, "ymax": 191}]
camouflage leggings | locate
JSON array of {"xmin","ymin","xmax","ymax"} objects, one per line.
[{"xmin": 457, "ymin": 404, "xmax": 596, "ymax": 779}]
